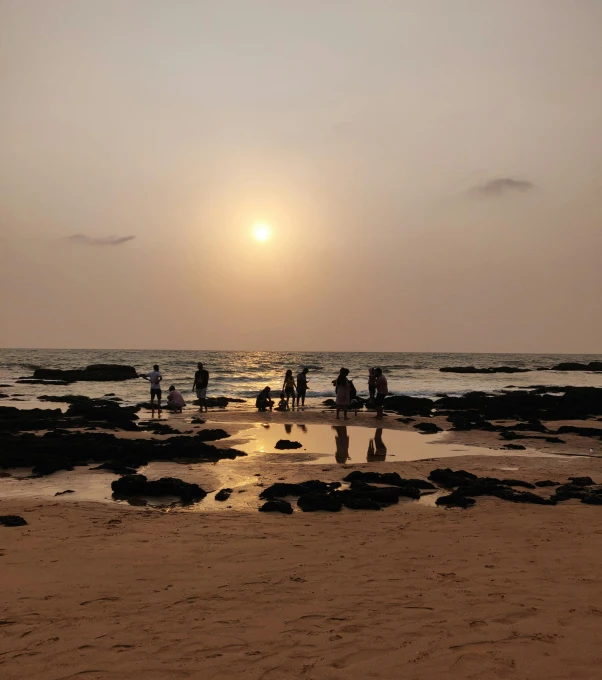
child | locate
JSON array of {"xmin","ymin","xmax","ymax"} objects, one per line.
[
  {"xmin": 166, "ymin": 385, "xmax": 186, "ymax": 412},
  {"xmin": 256, "ymin": 386, "xmax": 274, "ymax": 412},
  {"xmin": 276, "ymin": 392, "xmax": 288, "ymax": 412}
]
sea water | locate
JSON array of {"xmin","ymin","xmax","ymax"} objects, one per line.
[{"xmin": 1, "ymin": 348, "xmax": 602, "ymax": 409}]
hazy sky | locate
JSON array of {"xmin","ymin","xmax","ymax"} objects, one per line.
[{"xmin": 1, "ymin": 0, "xmax": 601, "ymax": 352}]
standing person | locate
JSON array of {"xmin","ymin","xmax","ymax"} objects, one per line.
[
  {"xmin": 335, "ymin": 368, "xmax": 351, "ymax": 420},
  {"xmin": 192, "ymin": 362, "xmax": 209, "ymax": 413},
  {"xmin": 282, "ymin": 369, "xmax": 296, "ymax": 409},
  {"xmin": 143, "ymin": 364, "xmax": 163, "ymax": 408},
  {"xmin": 374, "ymin": 367, "xmax": 388, "ymax": 420},
  {"xmin": 368, "ymin": 367, "xmax": 377, "ymax": 403},
  {"xmin": 296, "ymin": 367, "xmax": 309, "ymax": 408}
]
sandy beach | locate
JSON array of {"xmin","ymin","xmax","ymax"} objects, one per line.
[{"xmin": 3, "ymin": 406, "xmax": 602, "ymax": 680}]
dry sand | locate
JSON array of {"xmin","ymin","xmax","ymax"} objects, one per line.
[{"xmin": 2, "ymin": 411, "xmax": 602, "ymax": 680}]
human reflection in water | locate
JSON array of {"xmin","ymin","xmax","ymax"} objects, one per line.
[
  {"xmin": 367, "ymin": 428, "xmax": 387, "ymax": 462},
  {"xmin": 150, "ymin": 408, "xmax": 164, "ymax": 420},
  {"xmin": 333, "ymin": 425, "xmax": 350, "ymax": 464},
  {"xmin": 284, "ymin": 423, "xmax": 293, "ymax": 435},
  {"xmin": 297, "ymin": 424, "xmax": 308, "ymax": 433}
]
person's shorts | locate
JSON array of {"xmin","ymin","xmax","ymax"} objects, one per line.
[
  {"xmin": 285, "ymin": 388, "xmax": 296, "ymax": 398},
  {"xmin": 297, "ymin": 388, "xmax": 307, "ymax": 398},
  {"xmin": 151, "ymin": 388, "xmax": 162, "ymax": 400},
  {"xmin": 196, "ymin": 388, "xmax": 207, "ymax": 399},
  {"xmin": 375, "ymin": 393, "xmax": 386, "ymax": 406}
]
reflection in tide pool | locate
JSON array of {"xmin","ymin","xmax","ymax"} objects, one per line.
[{"xmin": 228, "ymin": 423, "xmax": 534, "ymax": 464}]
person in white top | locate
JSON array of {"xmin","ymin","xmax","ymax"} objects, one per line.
[
  {"xmin": 167, "ymin": 385, "xmax": 186, "ymax": 412},
  {"xmin": 142, "ymin": 364, "xmax": 163, "ymax": 407}
]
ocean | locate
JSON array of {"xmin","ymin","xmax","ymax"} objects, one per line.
[{"xmin": 1, "ymin": 349, "xmax": 602, "ymax": 409}]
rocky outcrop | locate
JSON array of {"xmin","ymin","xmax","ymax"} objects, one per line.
[
  {"xmin": 260, "ymin": 480, "xmax": 341, "ymax": 500},
  {"xmin": 32, "ymin": 364, "xmax": 138, "ymax": 382},
  {"xmin": 382, "ymin": 395, "xmax": 435, "ymax": 416},
  {"xmin": 259, "ymin": 499, "xmax": 294, "ymax": 514},
  {"xmin": 0, "ymin": 429, "xmax": 246, "ymax": 477},
  {"xmin": 440, "ymin": 366, "xmax": 530, "ymax": 374},
  {"xmin": 343, "ymin": 470, "xmax": 435, "ymax": 490},
  {"xmin": 111, "ymin": 474, "xmax": 207, "ymax": 505},
  {"xmin": 540, "ymin": 362, "xmax": 602, "ymax": 372}
]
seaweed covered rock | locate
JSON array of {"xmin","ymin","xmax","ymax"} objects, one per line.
[
  {"xmin": 343, "ymin": 470, "xmax": 435, "ymax": 489},
  {"xmin": 259, "ymin": 499, "xmax": 294, "ymax": 514},
  {"xmin": 297, "ymin": 492, "xmax": 342, "ymax": 512},
  {"xmin": 260, "ymin": 480, "xmax": 341, "ymax": 500},
  {"xmin": 436, "ymin": 492, "xmax": 476, "ymax": 509},
  {"xmin": 111, "ymin": 474, "xmax": 207, "ymax": 505},
  {"xmin": 382, "ymin": 395, "xmax": 434, "ymax": 417},
  {"xmin": 428, "ymin": 468, "xmax": 478, "ymax": 487}
]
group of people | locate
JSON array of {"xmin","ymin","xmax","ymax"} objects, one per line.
[
  {"xmin": 141, "ymin": 361, "xmax": 389, "ymax": 418},
  {"xmin": 256, "ymin": 366, "xmax": 389, "ymax": 419},
  {"xmin": 141, "ymin": 362, "xmax": 209, "ymax": 412}
]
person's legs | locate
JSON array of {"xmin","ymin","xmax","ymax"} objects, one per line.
[
  {"xmin": 375, "ymin": 394, "xmax": 384, "ymax": 419},
  {"xmin": 344, "ymin": 406, "xmax": 349, "ymax": 420},
  {"xmin": 336, "ymin": 407, "xmax": 340, "ymax": 419}
]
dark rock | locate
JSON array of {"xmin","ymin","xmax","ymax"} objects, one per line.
[
  {"xmin": 0, "ymin": 393, "xmax": 8, "ymax": 399},
  {"xmin": 260, "ymin": 480, "xmax": 341, "ymax": 500},
  {"xmin": 33, "ymin": 364, "xmax": 138, "ymax": 382},
  {"xmin": 111, "ymin": 474, "xmax": 207, "ymax": 505},
  {"xmin": 215, "ymin": 488, "xmax": 233, "ymax": 502},
  {"xmin": 581, "ymin": 493, "xmax": 602, "ymax": 505},
  {"xmin": 92, "ymin": 462, "xmax": 139, "ymax": 475},
  {"xmin": 322, "ymin": 399, "xmax": 336, "ymax": 407},
  {"xmin": 348, "ymin": 480, "xmax": 419, "ymax": 501},
  {"xmin": 297, "ymin": 492, "xmax": 342, "ymax": 512},
  {"xmin": 555, "ymin": 426, "xmax": 602, "ymax": 438},
  {"xmin": 191, "ymin": 396, "xmax": 246, "ymax": 408},
  {"xmin": 0, "ymin": 515, "xmax": 28, "ymax": 527},
  {"xmin": 440, "ymin": 366, "xmax": 530, "ymax": 374},
  {"xmin": 343, "ymin": 470, "xmax": 435, "ymax": 490},
  {"xmin": 259, "ymin": 500, "xmax": 293, "ymax": 514},
  {"xmin": 195, "ymin": 429, "xmax": 230, "ymax": 442},
  {"xmin": 502, "ymin": 444, "xmax": 527, "ymax": 450},
  {"xmin": 413, "ymin": 422, "xmax": 442, "ymax": 434},
  {"xmin": 428, "ymin": 468, "xmax": 477, "ymax": 487},
  {"xmin": 501, "ymin": 479, "xmax": 536, "ymax": 489},
  {"xmin": 500, "ymin": 431, "xmax": 526, "ymax": 441},
  {"xmin": 436, "ymin": 492, "xmax": 476, "ymax": 508},
  {"xmin": 396, "ymin": 417, "xmax": 415, "ymax": 423},
  {"xmin": 0, "ymin": 429, "xmax": 246, "ymax": 477},
  {"xmin": 552, "ymin": 483, "xmax": 590, "ymax": 502},
  {"xmin": 568, "ymin": 476, "xmax": 595, "ymax": 486},
  {"xmin": 54, "ymin": 490, "xmax": 75, "ymax": 496},
  {"xmin": 190, "ymin": 417, "xmax": 205, "ymax": 424},
  {"xmin": 544, "ymin": 437, "xmax": 565, "ymax": 444},
  {"xmin": 535, "ymin": 480, "xmax": 560, "ymax": 487},
  {"xmin": 38, "ymin": 395, "xmax": 94, "ymax": 404},
  {"xmin": 547, "ymin": 362, "xmax": 602, "ymax": 372},
  {"xmin": 137, "ymin": 422, "xmax": 179, "ymax": 435},
  {"xmin": 274, "ymin": 439, "xmax": 303, "ymax": 450},
  {"xmin": 382, "ymin": 395, "xmax": 434, "ymax": 417},
  {"xmin": 16, "ymin": 379, "xmax": 73, "ymax": 385}
]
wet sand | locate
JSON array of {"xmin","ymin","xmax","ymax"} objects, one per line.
[{"xmin": 2, "ymin": 410, "xmax": 602, "ymax": 679}]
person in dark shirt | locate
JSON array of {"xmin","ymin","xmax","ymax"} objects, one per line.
[{"xmin": 192, "ymin": 362, "xmax": 210, "ymax": 412}]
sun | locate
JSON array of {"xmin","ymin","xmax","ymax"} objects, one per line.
[{"xmin": 253, "ymin": 223, "xmax": 271, "ymax": 242}]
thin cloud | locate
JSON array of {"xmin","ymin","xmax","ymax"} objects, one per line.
[
  {"xmin": 66, "ymin": 234, "xmax": 135, "ymax": 246},
  {"xmin": 470, "ymin": 177, "xmax": 535, "ymax": 197}
]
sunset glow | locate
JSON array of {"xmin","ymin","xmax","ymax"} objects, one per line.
[{"xmin": 253, "ymin": 223, "xmax": 271, "ymax": 242}]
